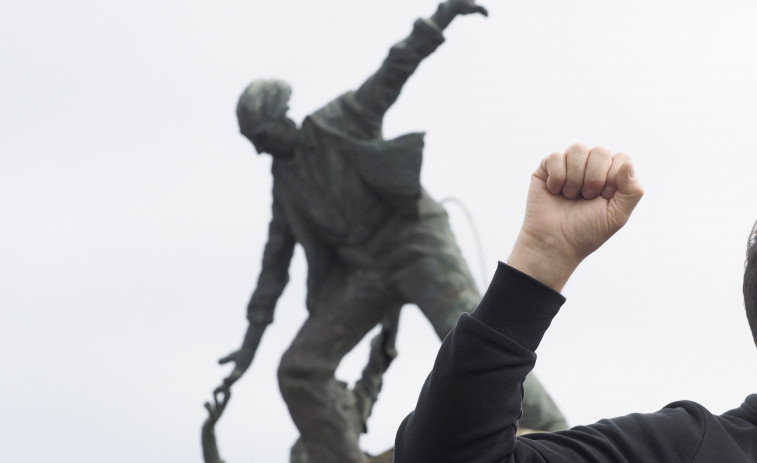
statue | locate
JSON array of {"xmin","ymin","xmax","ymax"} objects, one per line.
[{"xmin": 205, "ymin": 1, "xmax": 567, "ymax": 462}]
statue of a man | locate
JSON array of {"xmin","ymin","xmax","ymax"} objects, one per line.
[{"xmin": 219, "ymin": 1, "xmax": 566, "ymax": 461}]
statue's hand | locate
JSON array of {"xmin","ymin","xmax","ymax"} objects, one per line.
[
  {"xmin": 204, "ymin": 386, "xmax": 231, "ymax": 425},
  {"xmin": 217, "ymin": 347, "xmax": 254, "ymax": 390},
  {"xmin": 449, "ymin": 0, "xmax": 488, "ymax": 17}
]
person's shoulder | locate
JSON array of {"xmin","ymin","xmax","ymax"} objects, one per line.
[
  {"xmin": 699, "ymin": 395, "xmax": 757, "ymax": 460},
  {"xmin": 665, "ymin": 396, "xmax": 757, "ymax": 459},
  {"xmin": 719, "ymin": 394, "xmax": 757, "ymax": 425},
  {"xmin": 662, "ymin": 398, "xmax": 709, "ymax": 412},
  {"xmin": 659, "ymin": 398, "xmax": 713, "ymax": 427},
  {"xmin": 742, "ymin": 393, "xmax": 757, "ymax": 413},
  {"xmin": 661, "ymin": 396, "xmax": 757, "ymax": 422}
]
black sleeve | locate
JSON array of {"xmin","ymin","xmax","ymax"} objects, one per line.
[
  {"xmin": 393, "ymin": 262, "xmax": 706, "ymax": 463},
  {"xmin": 393, "ymin": 263, "xmax": 563, "ymax": 462}
]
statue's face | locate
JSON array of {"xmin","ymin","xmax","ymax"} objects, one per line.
[{"xmin": 242, "ymin": 116, "xmax": 297, "ymax": 159}]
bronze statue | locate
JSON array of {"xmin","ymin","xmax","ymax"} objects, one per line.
[{"xmin": 207, "ymin": 1, "xmax": 567, "ymax": 461}]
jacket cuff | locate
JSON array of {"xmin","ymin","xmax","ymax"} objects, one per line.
[{"xmin": 471, "ymin": 262, "xmax": 565, "ymax": 351}]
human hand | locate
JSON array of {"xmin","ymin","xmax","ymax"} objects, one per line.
[{"xmin": 508, "ymin": 144, "xmax": 644, "ymax": 291}]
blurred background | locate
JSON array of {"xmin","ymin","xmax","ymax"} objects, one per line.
[{"xmin": 2, "ymin": 0, "xmax": 757, "ymax": 461}]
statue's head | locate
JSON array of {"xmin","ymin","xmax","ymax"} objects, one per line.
[
  {"xmin": 237, "ymin": 79, "xmax": 298, "ymax": 159},
  {"xmin": 744, "ymin": 220, "xmax": 757, "ymax": 348}
]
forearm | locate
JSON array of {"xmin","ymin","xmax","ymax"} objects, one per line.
[
  {"xmin": 394, "ymin": 263, "xmax": 565, "ymax": 462},
  {"xmin": 247, "ymin": 202, "xmax": 296, "ymax": 324},
  {"xmin": 241, "ymin": 322, "xmax": 266, "ymax": 351},
  {"xmin": 247, "ymin": 248, "xmax": 293, "ymax": 324},
  {"xmin": 248, "ymin": 245, "xmax": 293, "ymax": 303},
  {"xmin": 507, "ymin": 229, "xmax": 581, "ymax": 292},
  {"xmin": 351, "ymin": 17, "xmax": 445, "ymax": 119},
  {"xmin": 428, "ymin": 1, "xmax": 457, "ymax": 31}
]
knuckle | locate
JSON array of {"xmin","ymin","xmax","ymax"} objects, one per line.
[
  {"xmin": 613, "ymin": 152, "xmax": 631, "ymax": 162},
  {"xmin": 590, "ymin": 146, "xmax": 612, "ymax": 158},
  {"xmin": 584, "ymin": 178, "xmax": 605, "ymax": 192},
  {"xmin": 546, "ymin": 152, "xmax": 564, "ymax": 167},
  {"xmin": 550, "ymin": 168, "xmax": 567, "ymax": 181},
  {"xmin": 567, "ymin": 142, "xmax": 589, "ymax": 155}
]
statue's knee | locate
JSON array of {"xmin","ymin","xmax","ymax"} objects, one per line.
[
  {"xmin": 277, "ymin": 349, "xmax": 328, "ymax": 400},
  {"xmin": 278, "ymin": 350, "xmax": 304, "ymax": 386}
]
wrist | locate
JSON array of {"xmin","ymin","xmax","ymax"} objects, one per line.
[
  {"xmin": 429, "ymin": 1, "xmax": 455, "ymax": 30},
  {"xmin": 506, "ymin": 230, "xmax": 581, "ymax": 292}
]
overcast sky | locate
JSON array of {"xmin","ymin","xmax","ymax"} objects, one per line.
[{"xmin": 2, "ymin": 0, "xmax": 757, "ymax": 461}]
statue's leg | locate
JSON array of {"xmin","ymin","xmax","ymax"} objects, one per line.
[
  {"xmin": 278, "ymin": 270, "xmax": 390, "ymax": 463},
  {"xmin": 387, "ymin": 212, "xmax": 481, "ymax": 338},
  {"xmin": 352, "ymin": 305, "xmax": 402, "ymax": 433},
  {"xmin": 389, "ymin": 214, "xmax": 569, "ymax": 432},
  {"xmin": 390, "ymin": 251, "xmax": 479, "ymax": 338},
  {"xmin": 520, "ymin": 374, "xmax": 569, "ymax": 431}
]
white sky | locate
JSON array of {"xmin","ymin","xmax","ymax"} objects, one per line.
[{"xmin": 2, "ymin": 0, "xmax": 757, "ymax": 461}]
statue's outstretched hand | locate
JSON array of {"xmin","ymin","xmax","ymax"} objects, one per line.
[
  {"xmin": 430, "ymin": 0, "xmax": 487, "ymax": 31},
  {"xmin": 449, "ymin": 0, "xmax": 488, "ymax": 17},
  {"xmin": 508, "ymin": 144, "xmax": 644, "ymax": 291},
  {"xmin": 215, "ymin": 323, "xmax": 266, "ymax": 392},
  {"xmin": 217, "ymin": 347, "xmax": 254, "ymax": 391}
]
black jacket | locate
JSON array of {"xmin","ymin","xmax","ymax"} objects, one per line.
[{"xmin": 394, "ymin": 263, "xmax": 757, "ymax": 462}]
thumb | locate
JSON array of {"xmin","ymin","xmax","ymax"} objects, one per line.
[
  {"xmin": 612, "ymin": 161, "xmax": 644, "ymax": 217},
  {"xmin": 218, "ymin": 352, "xmax": 236, "ymax": 365}
]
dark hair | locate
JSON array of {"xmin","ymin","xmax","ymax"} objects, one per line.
[{"xmin": 744, "ymin": 220, "xmax": 757, "ymax": 347}]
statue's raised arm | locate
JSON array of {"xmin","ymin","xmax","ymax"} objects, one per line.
[{"xmin": 348, "ymin": 0, "xmax": 488, "ymax": 134}]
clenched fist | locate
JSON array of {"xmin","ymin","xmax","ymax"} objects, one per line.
[{"xmin": 508, "ymin": 144, "xmax": 644, "ymax": 291}]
